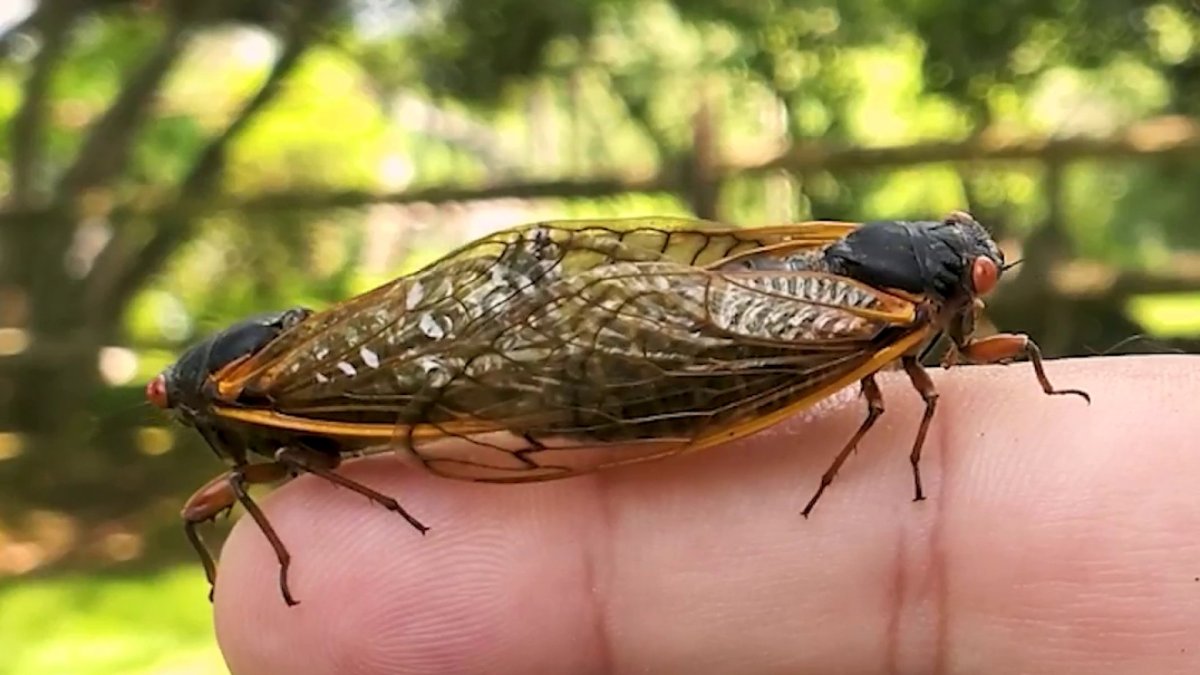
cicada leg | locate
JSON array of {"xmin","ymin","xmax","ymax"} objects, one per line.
[
  {"xmin": 182, "ymin": 462, "xmax": 292, "ymax": 604},
  {"xmin": 183, "ymin": 449, "xmax": 429, "ymax": 607},
  {"xmin": 939, "ymin": 345, "xmax": 960, "ymax": 369},
  {"xmin": 802, "ymin": 374, "xmax": 885, "ymax": 517},
  {"xmin": 901, "ymin": 356, "xmax": 939, "ymax": 503},
  {"xmin": 801, "ymin": 356, "xmax": 947, "ymax": 515},
  {"xmin": 273, "ymin": 447, "xmax": 430, "ymax": 534},
  {"xmin": 903, "ymin": 333, "xmax": 1089, "ymax": 505},
  {"xmin": 957, "ymin": 334, "xmax": 1091, "ymax": 402},
  {"xmin": 900, "ymin": 334, "xmax": 1089, "ymax": 505}
]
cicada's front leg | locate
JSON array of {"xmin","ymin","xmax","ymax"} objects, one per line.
[
  {"xmin": 939, "ymin": 346, "xmax": 961, "ymax": 369},
  {"xmin": 956, "ymin": 333, "xmax": 1091, "ymax": 402},
  {"xmin": 182, "ymin": 462, "xmax": 292, "ymax": 604},
  {"xmin": 184, "ymin": 447, "xmax": 431, "ymax": 607},
  {"xmin": 939, "ymin": 298, "xmax": 985, "ymax": 369}
]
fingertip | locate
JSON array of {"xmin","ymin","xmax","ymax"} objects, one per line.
[
  {"xmin": 213, "ymin": 459, "xmax": 609, "ymax": 675},
  {"xmin": 208, "ymin": 355, "xmax": 1200, "ymax": 674}
]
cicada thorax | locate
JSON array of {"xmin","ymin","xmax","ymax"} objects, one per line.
[{"xmin": 146, "ymin": 308, "xmax": 312, "ymax": 460}]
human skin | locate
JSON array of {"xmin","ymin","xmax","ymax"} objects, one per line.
[{"xmin": 212, "ymin": 355, "xmax": 1200, "ymax": 675}]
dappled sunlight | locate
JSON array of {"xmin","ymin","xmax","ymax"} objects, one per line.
[
  {"xmin": 0, "ymin": 433, "xmax": 23, "ymax": 461},
  {"xmin": 0, "ymin": 328, "xmax": 29, "ymax": 356},
  {"xmin": 0, "ymin": 510, "xmax": 78, "ymax": 575},
  {"xmin": 98, "ymin": 347, "xmax": 139, "ymax": 386},
  {"xmin": 0, "ymin": 511, "xmax": 165, "ymax": 575},
  {"xmin": 136, "ymin": 427, "xmax": 175, "ymax": 457},
  {"xmin": 90, "ymin": 524, "xmax": 144, "ymax": 564}
]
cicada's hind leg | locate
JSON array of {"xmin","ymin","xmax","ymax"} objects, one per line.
[
  {"xmin": 273, "ymin": 447, "xmax": 429, "ymax": 534},
  {"xmin": 956, "ymin": 334, "xmax": 1091, "ymax": 402},
  {"xmin": 802, "ymin": 375, "xmax": 885, "ymax": 517},
  {"xmin": 901, "ymin": 356, "xmax": 939, "ymax": 502},
  {"xmin": 181, "ymin": 462, "xmax": 293, "ymax": 604}
]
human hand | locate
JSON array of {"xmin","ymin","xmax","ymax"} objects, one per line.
[{"xmin": 213, "ymin": 355, "xmax": 1200, "ymax": 674}]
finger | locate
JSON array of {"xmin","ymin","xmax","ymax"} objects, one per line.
[{"xmin": 213, "ymin": 355, "xmax": 1200, "ymax": 675}]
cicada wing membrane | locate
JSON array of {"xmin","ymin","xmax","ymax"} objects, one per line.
[
  {"xmin": 701, "ymin": 222, "xmax": 861, "ymax": 270},
  {"xmin": 680, "ymin": 325, "xmax": 936, "ymax": 455},
  {"xmin": 404, "ymin": 263, "xmax": 907, "ymax": 472},
  {"xmin": 403, "ymin": 427, "xmax": 694, "ymax": 482},
  {"xmin": 211, "ymin": 218, "xmax": 869, "ymax": 398},
  {"xmin": 207, "ymin": 219, "xmax": 943, "ymax": 504},
  {"xmin": 208, "ymin": 250, "xmax": 929, "ymax": 487},
  {"xmin": 206, "ymin": 403, "xmax": 694, "ymax": 481}
]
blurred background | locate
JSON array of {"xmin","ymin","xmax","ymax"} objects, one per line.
[{"xmin": 2, "ymin": 0, "xmax": 1199, "ymax": 672}]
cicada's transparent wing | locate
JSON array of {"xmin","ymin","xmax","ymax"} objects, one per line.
[
  {"xmin": 415, "ymin": 263, "xmax": 930, "ymax": 482},
  {"xmin": 423, "ymin": 217, "xmax": 861, "ymax": 273},
  {"xmin": 212, "ymin": 219, "xmax": 863, "ymax": 397},
  {"xmin": 210, "ymin": 243, "xmax": 928, "ymax": 482}
]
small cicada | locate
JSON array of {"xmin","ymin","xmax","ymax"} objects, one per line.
[{"xmin": 147, "ymin": 211, "xmax": 1087, "ymax": 605}]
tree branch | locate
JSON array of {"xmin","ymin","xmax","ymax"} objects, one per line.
[
  {"xmin": 743, "ymin": 115, "xmax": 1200, "ymax": 174},
  {"xmin": 56, "ymin": 9, "xmax": 191, "ymax": 199},
  {"xmin": 88, "ymin": 114, "xmax": 1200, "ymax": 217},
  {"xmin": 7, "ymin": 114, "xmax": 1200, "ymax": 229},
  {"xmin": 28, "ymin": 3, "xmax": 199, "ymax": 336},
  {"xmin": 7, "ymin": 0, "xmax": 80, "ymax": 208},
  {"xmin": 685, "ymin": 85, "xmax": 719, "ymax": 220},
  {"xmin": 89, "ymin": 0, "xmax": 331, "ymax": 326},
  {"xmin": 224, "ymin": 174, "xmax": 672, "ymax": 213}
]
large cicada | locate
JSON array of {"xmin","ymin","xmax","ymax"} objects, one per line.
[{"xmin": 147, "ymin": 211, "xmax": 1088, "ymax": 605}]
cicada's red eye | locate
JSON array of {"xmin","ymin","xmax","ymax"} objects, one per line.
[
  {"xmin": 146, "ymin": 373, "xmax": 170, "ymax": 409},
  {"xmin": 971, "ymin": 256, "xmax": 999, "ymax": 295}
]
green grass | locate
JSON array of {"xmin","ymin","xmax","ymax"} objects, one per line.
[{"xmin": 0, "ymin": 567, "xmax": 225, "ymax": 675}]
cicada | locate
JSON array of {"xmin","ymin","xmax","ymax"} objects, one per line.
[{"xmin": 147, "ymin": 211, "xmax": 1087, "ymax": 605}]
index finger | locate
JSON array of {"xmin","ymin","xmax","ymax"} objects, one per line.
[{"xmin": 213, "ymin": 355, "xmax": 1200, "ymax": 675}]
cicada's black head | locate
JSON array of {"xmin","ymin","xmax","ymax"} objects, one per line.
[
  {"xmin": 146, "ymin": 308, "xmax": 311, "ymax": 425},
  {"xmin": 823, "ymin": 211, "xmax": 1005, "ymax": 304}
]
